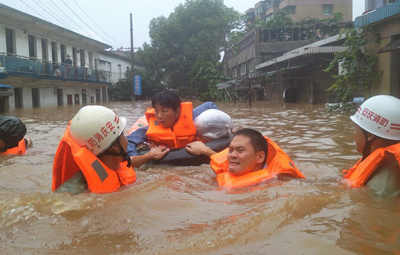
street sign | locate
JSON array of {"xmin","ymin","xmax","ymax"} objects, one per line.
[{"xmin": 134, "ymin": 75, "xmax": 142, "ymax": 95}]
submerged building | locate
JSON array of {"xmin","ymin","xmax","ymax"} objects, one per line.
[
  {"xmin": 355, "ymin": 0, "xmax": 400, "ymax": 98},
  {"xmin": 221, "ymin": 0, "xmax": 353, "ymax": 104},
  {"xmin": 0, "ymin": 3, "xmax": 131, "ymax": 112}
]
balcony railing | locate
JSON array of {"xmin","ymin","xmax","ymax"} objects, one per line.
[{"xmin": 0, "ymin": 53, "xmax": 111, "ymax": 83}]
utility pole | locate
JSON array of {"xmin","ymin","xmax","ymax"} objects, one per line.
[{"xmin": 130, "ymin": 13, "xmax": 135, "ymax": 101}]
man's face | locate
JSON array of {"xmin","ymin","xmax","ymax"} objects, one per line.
[
  {"xmin": 154, "ymin": 104, "xmax": 180, "ymax": 129},
  {"xmin": 227, "ymin": 135, "xmax": 264, "ymax": 176},
  {"xmin": 118, "ymin": 133, "xmax": 128, "ymax": 152},
  {"xmin": 353, "ymin": 124, "xmax": 366, "ymax": 154}
]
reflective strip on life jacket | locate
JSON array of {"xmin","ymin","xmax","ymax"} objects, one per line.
[
  {"xmin": 52, "ymin": 123, "xmax": 136, "ymax": 193},
  {"xmin": 343, "ymin": 143, "xmax": 400, "ymax": 188},
  {"xmin": 145, "ymin": 102, "xmax": 196, "ymax": 148},
  {"xmin": 210, "ymin": 136, "xmax": 305, "ymax": 188}
]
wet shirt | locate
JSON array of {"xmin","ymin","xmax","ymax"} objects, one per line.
[
  {"xmin": 127, "ymin": 102, "xmax": 218, "ymax": 156},
  {"xmin": 366, "ymin": 161, "xmax": 400, "ymax": 197},
  {"xmin": 55, "ymin": 170, "xmax": 88, "ymax": 195}
]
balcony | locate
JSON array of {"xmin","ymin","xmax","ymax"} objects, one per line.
[
  {"xmin": 0, "ymin": 53, "xmax": 111, "ymax": 84},
  {"xmin": 279, "ymin": 0, "xmax": 297, "ymax": 9}
]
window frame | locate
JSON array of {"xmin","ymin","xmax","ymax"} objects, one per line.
[{"xmin": 323, "ymin": 4, "xmax": 333, "ymax": 15}]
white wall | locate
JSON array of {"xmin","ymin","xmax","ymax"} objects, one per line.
[{"xmin": 98, "ymin": 52, "xmax": 131, "ymax": 84}]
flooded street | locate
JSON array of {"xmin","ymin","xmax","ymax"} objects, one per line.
[{"xmin": 1, "ymin": 101, "xmax": 399, "ymax": 254}]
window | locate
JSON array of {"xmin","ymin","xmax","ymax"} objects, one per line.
[
  {"xmin": 5, "ymin": 28, "xmax": 15, "ymax": 55},
  {"xmin": 286, "ymin": 6, "xmax": 296, "ymax": 14},
  {"xmin": 265, "ymin": 14, "xmax": 274, "ymax": 22},
  {"xmin": 28, "ymin": 35, "xmax": 36, "ymax": 59},
  {"xmin": 80, "ymin": 49, "xmax": 85, "ymax": 67},
  {"xmin": 88, "ymin": 52, "xmax": 93, "ymax": 69},
  {"xmin": 51, "ymin": 42, "xmax": 58, "ymax": 63},
  {"xmin": 118, "ymin": 64, "xmax": 122, "ymax": 79},
  {"xmin": 60, "ymin": 44, "xmax": 66, "ymax": 63},
  {"xmin": 323, "ymin": 5, "xmax": 333, "ymax": 15},
  {"xmin": 233, "ymin": 68, "xmax": 237, "ymax": 77},
  {"xmin": 249, "ymin": 61, "xmax": 254, "ymax": 72},
  {"xmin": 240, "ymin": 64, "xmax": 246, "ymax": 75}
]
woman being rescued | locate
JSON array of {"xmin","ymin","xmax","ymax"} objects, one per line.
[
  {"xmin": 126, "ymin": 90, "xmax": 219, "ymax": 168},
  {"xmin": 52, "ymin": 105, "xmax": 136, "ymax": 194},
  {"xmin": 185, "ymin": 128, "xmax": 305, "ymax": 189},
  {"xmin": 342, "ymin": 95, "xmax": 400, "ymax": 197}
]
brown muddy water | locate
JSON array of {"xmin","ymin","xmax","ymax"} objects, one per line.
[{"xmin": 1, "ymin": 101, "xmax": 399, "ymax": 255}]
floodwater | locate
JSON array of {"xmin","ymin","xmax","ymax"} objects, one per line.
[{"xmin": 1, "ymin": 101, "xmax": 399, "ymax": 255}]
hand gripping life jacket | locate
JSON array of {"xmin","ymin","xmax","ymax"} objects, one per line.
[
  {"xmin": 342, "ymin": 143, "xmax": 400, "ymax": 188},
  {"xmin": 0, "ymin": 139, "xmax": 26, "ymax": 155},
  {"xmin": 52, "ymin": 123, "xmax": 136, "ymax": 194},
  {"xmin": 210, "ymin": 136, "xmax": 305, "ymax": 188},
  {"xmin": 145, "ymin": 102, "xmax": 196, "ymax": 148}
]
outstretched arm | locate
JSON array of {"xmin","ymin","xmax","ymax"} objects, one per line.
[
  {"xmin": 185, "ymin": 141, "xmax": 216, "ymax": 158},
  {"xmin": 130, "ymin": 146, "xmax": 170, "ymax": 169}
]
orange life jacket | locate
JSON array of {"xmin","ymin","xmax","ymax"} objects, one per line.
[
  {"xmin": 342, "ymin": 143, "xmax": 400, "ymax": 188},
  {"xmin": 210, "ymin": 136, "xmax": 305, "ymax": 188},
  {"xmin": 0, "ymin": 139, "xmax": 26, "ymax": 155},
  {"xmin": 145, "ymin": 102, "xmax": 196, "ymax": 148},
  {"xmin": 52, "ymin": 123, "xmax": 136, "ymax": 194}
]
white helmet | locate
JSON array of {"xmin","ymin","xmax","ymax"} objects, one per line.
[
  {"xmin": 350, "ymin": 95, "xmax": 400, "ymax": 140},
  {"xmin": 69, "ymin": 105, "xmax": 127, "ymax": 155}
]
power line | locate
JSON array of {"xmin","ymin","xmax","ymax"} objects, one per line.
[
  {"xmin": 60, "ymin": 0, "xmax": 113, "ymax": 45},
  {"xmin": 72, "ymin": 0, "xmax": 124, "ymax": 47},
  {"xmin": 20, "ymin": 0, "xmax": 49, "ymax": 21},
  {"xmin": 26, "ymin": 0, "xmax": 93, "ymax": 38},
  {"xmin": 42, "ymin": 0, "xmax": 82, "ymax": 32},
  {"xmin": 33, "ymin": 0, "xmax": 70, "ymax": 29}
]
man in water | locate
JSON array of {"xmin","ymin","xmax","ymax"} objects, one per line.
[
  {"xmin": 0, "ymin": 116, "xmax": 32, "ymax": 155},
  {"xmin": 127, "ymin": 90, "xmax": 218, "ymax": 168},
  {"xmin": 185, "ymin": 128, "xmax": 305, "ymax": 188},
  {"xmin": 52, "ymin": 105, "xmax": 136, "ymax": 194}
]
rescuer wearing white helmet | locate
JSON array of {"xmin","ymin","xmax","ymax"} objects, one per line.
[
  {"xmin": 343, "ymin": 95, "xmax": 400, "ymax": 197},
  {"xmin": 52, "ymin": 105, "xmax": 136, "ymax": 194}
]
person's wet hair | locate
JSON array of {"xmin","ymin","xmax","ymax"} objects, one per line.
[
  {"xmin": 151, "ymin": 91, "xmax": 181, "ymax": 111},
  {"xmin": 233, "ymin": 128, "xmax": 268, "ymax": 165},
  {"xmin": 0, "ymin": 116, "xmax": 27, "ymax": 150}
]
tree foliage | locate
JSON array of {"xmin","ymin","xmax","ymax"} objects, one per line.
[
  {"xmin": 189, "ymin": 61, "xmax": 228, "ymax": 101},
  {"xmin": 138, "ymin": 0, "xmax": 240, "ymax": 98},
  {"xmin": 325, "ymin": 26, "xmax": 381, "ymax": 102},
  {"xmin": 266, "ymin": 10, "xmax": 294, "ymax": 29},
  {"xmin": 108, "ymin": 69, "xmax": 134, "ymax": 101}
]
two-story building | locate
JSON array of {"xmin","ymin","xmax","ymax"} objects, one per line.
[{"xmin": 0, "ymin": 3, "xmax": 132, "ymax": 112}]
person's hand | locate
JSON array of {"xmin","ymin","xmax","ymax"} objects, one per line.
[
  {"xmin": 24, "ymin": 136, "xmax": 33, "ymax": 148},
  {"xmin": 148, "ymin": 145, "xmax": 170, "ymax": 160},
  {"xmin": 185, "ymin": 141, "xmax": 209, "ymax": 156}
]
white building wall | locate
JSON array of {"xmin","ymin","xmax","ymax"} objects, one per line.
[
  {"xmin": 40, "ymin": 87, "xmax": 57, "ymax": 107},
  {"xmin": 0, "ymin": 4, "xmax": 136, "ymax": 110},
  {"xmin": 98, "ymin": 52, "xmax": 131, "ymax": 84},
  {"xmin": 23, "ymin": 87, "xmax": 32, "ymax": 108}
]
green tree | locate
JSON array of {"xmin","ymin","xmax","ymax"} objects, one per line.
[
  {"xmin": 134, "ymin": 43, "xmax": 167, "ymax": 98},
  {"xmin": 143, "ymin": 0, "xmax": 241, "ymax": 97},
  {"xmin": 325, "ymin": 26, "xmax": 381, "ymax": 102},
  {"xmin": 108, "ymin": 69, "xmax": 134, "ymax": 101},
  {"xmin": 189, "ymin": 61, "xmax": 229, "ymax": 100},
  {"xmin": 266, "ymin": 10, "xmax": 294, "ymax": 29}
]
